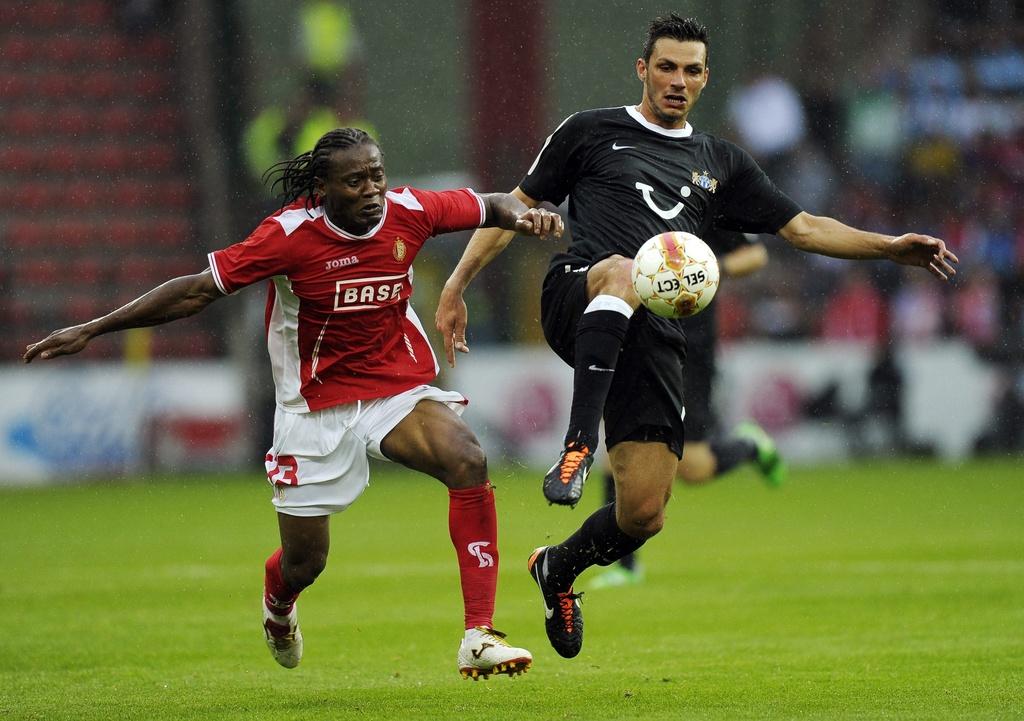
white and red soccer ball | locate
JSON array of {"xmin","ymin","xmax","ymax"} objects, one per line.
[{"xmin": 631, "ymin": 231, "xmax": 720, "ymax": 318}]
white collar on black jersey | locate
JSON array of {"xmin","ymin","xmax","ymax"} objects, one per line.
[
  {"xmin": 323, "ymin": 200, "xmax": 389, "ymax": 240},
  {"xmin": 624, "ymin": 105, "xmax": 694, "ymax": 138}
]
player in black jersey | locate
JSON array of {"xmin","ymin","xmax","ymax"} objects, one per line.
[
  {"xmin": 591, "ymin": 230, "xmax": 781, "ymax": 589},
  {"xmin": 436, "ymin": 15, "xmax": 958, "ymax": 659}
]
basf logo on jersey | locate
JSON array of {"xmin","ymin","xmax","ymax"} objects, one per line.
[{"xmin": 333, "ymin": 273, "xmax": 408, "ymax": 312}]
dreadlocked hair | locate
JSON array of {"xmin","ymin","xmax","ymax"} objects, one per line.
[{"xmin": 262, "ymin": 127, "xmax": 376, "ymax": 209}]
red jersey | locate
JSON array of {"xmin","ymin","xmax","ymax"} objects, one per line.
[{"xmin": 208, "ymin": 186, "xmax": 486, "ymax": 412}]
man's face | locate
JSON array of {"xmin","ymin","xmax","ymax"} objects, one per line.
[
  {"xmin": 316, "ymin": 143, "xmax": 388, "ymax": 234},
  {"xmin": 636, "ymin": 38, "xmax": 709, "ymax": 128}
]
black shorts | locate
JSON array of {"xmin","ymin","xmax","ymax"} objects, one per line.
[{"xmin": 541, "ymin": 256, "xmax": 687, "ymax": 458}]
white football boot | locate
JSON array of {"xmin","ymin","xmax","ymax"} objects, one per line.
[
  {"xmin": 457, "ymin": 626, "xmax": 532, "ymax": 680},
  {"xmin": 263, "ymin": 597, "xmax": 303, "ymax": 668}
]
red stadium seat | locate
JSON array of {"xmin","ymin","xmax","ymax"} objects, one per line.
[
  {"xmin": 67, "ymin": 293, "xmax": 105, "ymax": 319},
  {"xmin": 1, "ymin": 36, "xmax": 35, "ymax": 63},
  {"xmin": 40, "ymin": 145, "xmax": 83, "ymax": 173},
  {"xmin": 81, "ymin": 71, "xmax": 119, "ymax": 101},
  {"xmin": 24, "ymin": 0, "xmax": 63, "ymax": 29},
  {"xmin": 133, "ymin": 72, "xmax": 171, "ymax": 98},
  {"xmin": 36, "ymin": 72, "xmax": 75, "ymax": 99},
  {"xmin": 72, "ymin": 0, "xmax": 111, "ymax": 26},
  {"xmin": 151, "ymin": 218, "xmax": 190, "ymax": 245},
  {"xmin": 148, "ymin": 106, "xmax": 180, "ymax": 134},
  {"xmin": 156, "ymin": 180, "xmax": 193, "ymax": 209},
  {"xmin": 132, "ymin": 35, "xmax": 176, "ymax": 62},
  {"xmin": 118, "ymin": 256, "xmax": 166, "ymax": 285},
  {"xmin": 0, "ymin": 71, "xmax": 31, "ymax": 98},
  {"xmin": 8, "ymin": 221, "xmax": 46, "ymax": 249},
  {"xmin": 70, "ymin": 257, "xmax": 106, "ymax": 286},
  {"xmin": 11, "ymin": 183, "xmax": 49, "ymax": 210},
  {"xmin": 53, "ymin": 220, "xmax": 97, "ymax": 249},
  {"xmin": 50, "ymin": 35, "xmax": 88, "ymax": 64},
  {"xmin": 107, "ymin": 220, "xmax": 142, "ymax": 248},
  {"xmin": 54, "ymin": 106, "xmax": 92, "ymax": 136},
  {"xmin": 13, "ymin": 257, "xmax": 61, "ymax": 286},
  {"xmin": 6, "ymin": 107, "xmax": 42, "ymax": 136},
  {"xmin": 99, "ymin": 106, "xmax": 137, "ymax": 135},
  {"xmin": 134, "ymin": 144, "xmax": 178, "ymax": 172},
  {"xmin": 92, "ymin": 33, "xmax": 126, "ymax": 63},
  {"xmin": 0, "ymin": 146, "xmax": 36, "ymax": 172},
  {"xmin": 89, "ymin": 143, "xmax": 133, "ymax": 173},
  {"xmin": 66, "ymin": 181, "xmax": 103, "ymax": 209}
]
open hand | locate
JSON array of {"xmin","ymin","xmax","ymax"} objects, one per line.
[
  {"xmin": 435, "ymin": 284, "xmax": 469, "ymax": 368},
  {"xmin": 888, "ymin": 234, "xmax": 959, "ymax": 280},
  {"xmin": 23, "ymin": 324, "xmax": 94, "ymax": 363}
]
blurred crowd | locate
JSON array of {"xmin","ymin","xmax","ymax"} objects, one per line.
[{"xmin": 718, "ymin": 17, "xmax": 1024, "ymax": 367}]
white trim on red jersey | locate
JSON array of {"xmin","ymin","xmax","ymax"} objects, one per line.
[
  {"xmin": 267, "ymin": 276, "xmax": 309, "ymax": 413},
  {"xmin": 323, "ymin": 200, "xmax": 389, "ymax": 239}
]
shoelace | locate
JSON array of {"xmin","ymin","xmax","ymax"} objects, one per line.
[
  {"xmin": 556, "ymin": 591, "xmax": 583, "ymax": 634},
  {"xmin": 558, "ymin": 445, "xmax": 590, "ymax": 483},
  {"xmin": 476, "ymin": 627, "xmax": 511, "ymax": 647},
  {"xmin": 264, "ymin": 619, "xmax": 296, "ymax": 641}
]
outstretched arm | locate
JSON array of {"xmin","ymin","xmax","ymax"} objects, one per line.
[
  {"xmin": 23, "ymin": 269, "xmax": 223, "ymax": 363},
  {"xmin": 778, "ymin": 211, "xmax": 959, "ymax": 280},
  {"xmin": 436, "ymin": 187, "xmax": 550, "ymax": 367}
]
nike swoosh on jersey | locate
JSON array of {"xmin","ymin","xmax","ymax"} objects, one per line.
[
  {"xmin": 611, "ymin": 142, "xmax": 635, "ymax": 150},
  {"xmin": 588, "ymin": 364, "xmax": 615, "ymax": 372}
]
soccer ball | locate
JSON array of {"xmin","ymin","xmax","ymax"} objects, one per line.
[{"xmin": 631, "ymin": 232, "xmax": 719, "ymax": 318}]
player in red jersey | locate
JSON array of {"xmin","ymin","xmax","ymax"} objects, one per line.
[{"xmin": 23, "ymin": 127, "xmax": 563, "ymax": 680}]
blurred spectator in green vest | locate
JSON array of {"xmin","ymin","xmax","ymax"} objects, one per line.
[
  {"xmin": 243, "ymin": 2, "xmax": 375, "ymax": 193},
  {"xmin": 297, "ymin": 0, "xmax": 361, "ymax": 82}
]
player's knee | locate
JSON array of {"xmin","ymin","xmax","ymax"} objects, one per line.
[
  {"xmin": 587, "ymin": 255, "xmax": 636, "ymax": 300},
  {"xmin": 443, "ymin": 437, "xmax": 489, "ymax": 489},
  {"xmin": 618, "ymin": 502, "xmax": 666, "ymax": 539}
]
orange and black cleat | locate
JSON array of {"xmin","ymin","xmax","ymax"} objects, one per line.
[
  {"xmin": 527, "ymin": 546, "xmax": 584, "ymax": 659},
  {"xmin": 542, "ymin": 440, "xmax": 594, "ymax": 507}
]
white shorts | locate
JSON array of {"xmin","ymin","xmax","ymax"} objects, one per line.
[{"xmin": 264, "ymin": 384, "xmax": 467, "ymax": 517}]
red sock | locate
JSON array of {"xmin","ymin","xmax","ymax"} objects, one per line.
[
  {"xmin": 448, "ymin": 483, "xmax": 499, "ymax": 629},
  {"xmin": 264, "ymin": 548, "xmax": 299, "ymax": 615}
]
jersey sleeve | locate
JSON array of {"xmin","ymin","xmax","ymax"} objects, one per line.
[
  {"xmin": 518, "ymin": 112, "xmax": 588, "ymax": 205},
  {"xmin": 715, "ymin": 142, "xmax": 802, "ymax": 234},
  {"xmin": 411, "ymin": 187, "xmax": 487, "ymax": 235},
  {"xmin": 207, "ymin": 215, "xmax": 293, "ymax": 295}
]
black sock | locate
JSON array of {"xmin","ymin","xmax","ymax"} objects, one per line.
[
  {"xmin": 603, "ymin": 471, "xmax": 637, "ymax": 571},
  {"xmin": 709, "ymin": 434, "xmax": 758, "ymax": 476},
  {"xmin": 544, "ymin": 503, "xmax": 645, "ymax": 590},
  {"xmin": 565, "ymin": 305, "xmax": 631, "ymax": 449}
]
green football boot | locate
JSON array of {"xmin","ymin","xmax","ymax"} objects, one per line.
[{"xmin": 735, "ymin": 421, "xmax": 786, "ymax": 487}]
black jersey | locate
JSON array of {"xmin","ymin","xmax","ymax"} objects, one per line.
[{"xmin": 519, "ymin": 106, "xmax": 801, "ymax": 268}]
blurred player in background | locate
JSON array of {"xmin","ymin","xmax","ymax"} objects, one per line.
[
  {"xmin": 591, "ymin": 231, "xmax": 782, "ymax": 590},
  {"xmin": 436, "ymin": 15, "xmax": 957, "ymax": 659},
  {"xmin": 23, "ymin": 127, "xmax": 563, "ymax": 680}
]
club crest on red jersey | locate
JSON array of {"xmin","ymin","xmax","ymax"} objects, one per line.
[{"xmin": 393, "ymin": 237, "xmax": 407, "ymax": 262}]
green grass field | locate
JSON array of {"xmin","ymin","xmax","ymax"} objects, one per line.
[{"xmin": 1, "ymin": 458, "xmax": 1022, "ymax": 720}]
